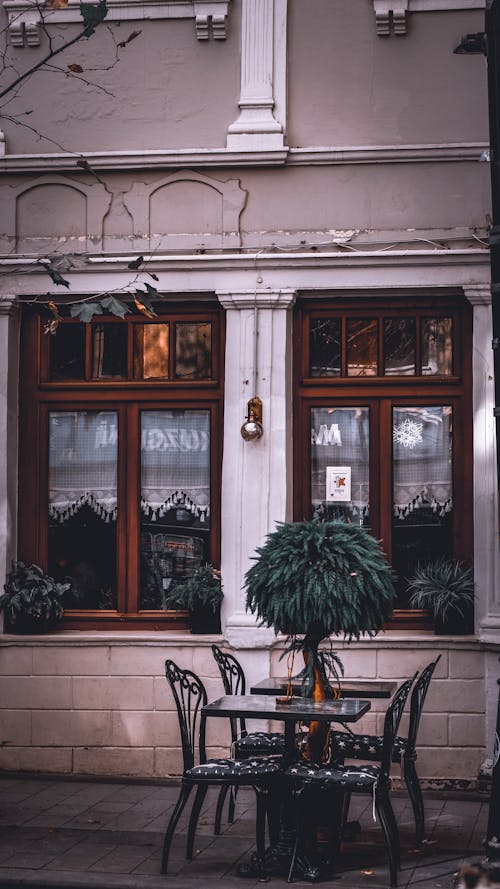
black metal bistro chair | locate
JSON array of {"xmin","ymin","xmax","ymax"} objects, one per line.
[
  {"xmin": 211, "ymin": 644, "xmax": 286, "ymax": 832},
  {"xmin": 330, "ymin": 656, "xmax": 441, "ymax": 844},
  {"xmin": 285, "ymin": 675, "xmax": 416, "ymax": 888},
  {"xmin": 161, "ymin": 659, "xmax": 282, "ymax": 876}
]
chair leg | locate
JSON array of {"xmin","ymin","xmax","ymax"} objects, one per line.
[
  {"xmin": 404, "ymin": 754, "xmax": 425, "ymax": 844},
  {"xmin": 375, "ymin": 791, "xmax": 400, "ymax": 888},
  {"xmin": 286, "ymin": 782, "xmax": 304, "ymax": 883},
  {"xmin": 228, "ymin": 784, "xmax": 238, "ymax": 823},
  {"xmin": 161, "ymin": 782, "xmax": 193, "ymax": 874},
  {"xmin": 254, "ymin": 785, "xmax": 270, "ymax": 880},
  {"xmin": 214, "ymin": 785, "xmax": 230, "ymax": 835},
  {"xmin": 186, "ymin": 784, "xmax": 208, "ymax": 860}
]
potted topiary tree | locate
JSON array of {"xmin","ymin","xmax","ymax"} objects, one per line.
[
  {"xmin": 0, "ymin": 561, "xmax": 72, "ymax": 634},
  {"xmin": 163, "ymin": 564, "xmax": 223, "ymax": 634},
  {"xmin": 407, "ymin": 558, "xmax": 474, "ymax": 635},
  {"xmin": 244, "ymin": 520, "xmax": 395, "ymax": 762}
]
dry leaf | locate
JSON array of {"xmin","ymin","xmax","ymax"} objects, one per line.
[
  {"xmin": 46, "ymin": 0, "xmax": 68, "ymax": 9},
  {"xmin": 67, "ymin": 63, "xmax": 84, "ymax": 73},
  {"xmin": 134, "ymin": 295, "xmax": 156, "ymax": 319},
  {"xmin": 48, "ymin": 301, "xmax": 62, "ymax": 321},
  {"xmin": 118, "ymin": 29, "xmax": 141, "ymax": 47}
]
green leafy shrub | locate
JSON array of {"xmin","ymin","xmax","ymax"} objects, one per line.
[
  {"xmin": 407, "ymin": 559, "xmax": 474, "ymax": 623},
  {"xmin": 0, "ymin": 561, "xmax": 72, "ymax": 630},
  {"xmin": 163, "ymin": 564, "xmax": 223, "ymax": 614}
]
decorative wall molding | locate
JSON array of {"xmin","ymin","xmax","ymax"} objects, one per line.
[
  {"xmin": 226, "ymin": 0, "xmax": 286, "ymax": 151},
  {"xmin": 0, "ymin": 175, "xmax": 111, "ymax": 253},
  {"xmin": 122, "ymin": 170, "xmax": 247, "ymax": 250},
  {"xmin": 3, "ymin": 0, "xmax": 231, "ymax": 46},
  {"xmin": 371, "ymin": 0, "xmax": 484, "ymax": 37},
  {"xmin": 0, "ymin": 143, "xmax": 487, "ymax": 173}
]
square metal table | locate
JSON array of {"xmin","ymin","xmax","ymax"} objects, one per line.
[{"xmin": 202, "ymin": 693, "xmax": 371, "ymax": 763}]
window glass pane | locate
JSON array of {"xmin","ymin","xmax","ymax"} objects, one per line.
[
  {"xmin": 134, "ymin": 323, "xmax": 169, "ymax": 380},
  {"xmin": 48, "ymin": 411, "xmax": 118, "ymax": 609},
  {"xmin": 91, "ymin": 324, "xmax": 128, "ymax": 379},
  {"xmin": 49, "ymin": 324, "xmax": 85, "ymax": 380},
  {"xmin": 421, "ymin": 318, "xmax": 453, "ymax": 376},
  {"xmin": 310, "ymin": 406, "xmax": 370, "ymax": 526},
  {"xmin": 309, "ymin": 318, "xmax": 341, "ymax": 377},
  {"xmin": 175, "ymin": 322, "xmax": 212, "ymax": 379},
  {"xmin": 347, "ymin": 319, "xmax": 378, "ymax": 376},
  {"xmin": 392, "ymin": 406, "xmax": 453, "ymax": 607},
  {"xmin": 383, "ymin": 318, "xmax": 416, "ymax": 376},
  {"xmin": 140, "ymin": 410, "xmax": 210, "ymax": 609}
]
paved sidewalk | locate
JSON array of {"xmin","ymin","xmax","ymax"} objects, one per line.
[{"xmin": 0, "ymin": 773, "xmax": 497, "ymax": 889}]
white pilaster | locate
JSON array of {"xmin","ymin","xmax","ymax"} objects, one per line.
[
  {"xmin": 226, "ymin": 0, "xmax": 286, "ymax": 150},
  {"xmin": 0, "ymin": 296, "xmax": 19, "ymax": 633},
  {"xmin": 463, "ymin": 285, "xmax": 500, "ymax": 637},
  {"xmin": 216, "ymin": 289, "xmax": 295, "ymax": 649}
]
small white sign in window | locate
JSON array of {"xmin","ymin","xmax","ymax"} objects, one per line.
[{"xmin": 326, "ymin": 466, "xmax": 351, "ymax": 502}]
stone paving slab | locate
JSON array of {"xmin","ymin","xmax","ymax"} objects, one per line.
[{"xmin": 0, "ymin": 775, "xmax": 497, "ymax": 889}]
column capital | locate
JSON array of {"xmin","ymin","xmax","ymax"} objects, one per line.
[
  {"xmin": 216, "ymin": 288, "xmax": 297, "ymax": 310},
  {"xmin": 463, "ymin": 284, "xmax": 492, "ymax": 306},
  {"xmin": 0, "ymin": 296, "xmax": 20, "ymax": 317}
]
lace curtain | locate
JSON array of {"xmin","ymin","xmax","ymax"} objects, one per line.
[{"xmin": 49, "ymin": 409, "xmax": 211, "ymax": 524}]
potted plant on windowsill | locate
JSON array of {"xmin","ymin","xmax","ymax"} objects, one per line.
[
  {"xmin": 244, "ymin": 519, "xmax": 395, "ymax": 763},
  {"xmin": 407, "ymin": 558, "xmax": 474, "ymax": 635},
  {"xmin": 163, "ymin": 564, "xmax": 223, "ymax": 634},
  {"xmin": 0, "ymin": 561, "xmax": 72, "ymax": 634}
]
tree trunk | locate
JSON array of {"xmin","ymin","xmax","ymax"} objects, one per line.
[{"xmin": 302, "ymin": 625, "xmax": 333, "ymax": 764}]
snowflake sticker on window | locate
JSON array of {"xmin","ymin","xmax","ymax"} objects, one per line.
[
  {"xmin": 326, "ymin": 466, "xmax": 351, "ymax": 502},
  {"xmin": 393, "ymin": 418, "xmax": 423, "ymax": 448}
]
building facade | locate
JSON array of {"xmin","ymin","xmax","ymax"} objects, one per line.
[{"xmin": 0, "ymin": 0, "xmax": 498, "ymax": 786}]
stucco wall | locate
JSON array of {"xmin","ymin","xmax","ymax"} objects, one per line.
[
  {"xmin": 287, "ymin": 2, "xmax": 488, "ymax": 148},
  {"xmin": 0, "ymin": 9, "xmax": 242, "ymax": 154},
  {"xmin": 0, "ymin": 635, "xmax": 488, "ymax": 786}
]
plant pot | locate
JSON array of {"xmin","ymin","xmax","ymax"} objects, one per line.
[
  {"xmin": 189, "ymin": 604, "xmax": 221, "ymax": 635},
  {"xmin": 434, "ymin": 608, "xmax": 474, "ymax": 636},
  {"xmin": 4, "ymin": 613, "xmax": 62, "ymax": 634}
]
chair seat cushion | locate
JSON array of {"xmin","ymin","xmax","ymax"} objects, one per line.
[
  {"xmin": 287, "ymin": 761, "xmax": 380, "ymax": 791},
  {"xmin": 186, "ymin": 756, "xmax": 282, "ymax": 780},
  {"xmin": 331, "ymin": 731, "xmax": 407, "ymax": 763},
  {"xmin": 234, "ymin": 732, "xmax": 285, "ymax": 754}
]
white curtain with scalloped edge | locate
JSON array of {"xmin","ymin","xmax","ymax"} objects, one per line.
[
  {"xmin": 48, "ymin": 409, "xmax": 211, "ymax": 525},
  {"xmin": 49, "ymin": 411, "xmax": 118, "ymax": 523}
]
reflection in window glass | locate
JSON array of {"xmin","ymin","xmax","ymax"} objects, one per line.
[
  {"xmin": 134, "ymin": 324, "xmax": 169, "ymax": 380},
  {"xmin": 175, "ymin": 323, "xmax": 212, "ymax": 379},
  {"xmin": 50, "ymin": 324, "xmax": 85, "ymax": 380},
  {"xmin": 310, "ymin": 406, "xmax": 370, "ymax": 526},
  {"xmin": 347, "ymin": 319, "xmax": 377, "ymax": 376},
  {"xmin": 139, "ymin": 410, "xmax": 211, "ymax": 609},
  {"xmin": 422, "ymin": 318, "xmax": 453, "ymax": 376},
  {"xmin": 48, "ymin": 410, "xmax": 118, "ymax": 609},
  {"xmin": 383, "ymin": 318, "xmax": 416, "ymax": 376},
  {"xmin": 309, "ymin": 318, "xmax": 341, "ymax": 377},
  {"xmin": 92, "ymin": 324, "xmax": 128, "ymax": 379},
  {"xmin": 392, "ymin": 406, "xmax": 453, "ymax": 607}
]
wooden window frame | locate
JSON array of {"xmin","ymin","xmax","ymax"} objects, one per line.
[
  {"xmin": 294, "ymin": 295, "xmax": 473, "ymax": 630},
  {"xmin": 18, "ymin": 301, "xmax": 224, "ymax": 630}
]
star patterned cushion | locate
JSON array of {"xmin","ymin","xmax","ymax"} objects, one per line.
[
  {"xmin": 234, "ymin": 732, "xmax": 285, "ymax": 754},
  {"xmin": 286, "ymin": 761, "xmax": 380, "ymax": 791},
  {"xmin": 330, "ymin": 731, "xmax": 407, "ymax": 763},
  {"xmin": 186, "ymin": 756, "xmax": 283, "ymax": 780}
]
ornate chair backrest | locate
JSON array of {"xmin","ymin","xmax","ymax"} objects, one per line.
[
  {"xmin": 406, "ymin": 655, "xmax": 441, "ymax": 754},
  {"xmin": 211, "ymin": 644, "xmax": 247, "ymax": 739},
  {"xmin": 379, "ymin": 674, "xmax": 417, "ymax": 781},
  {"xmin": 165, "ymin": 659, "xmax": 207, "ymax": 772}
]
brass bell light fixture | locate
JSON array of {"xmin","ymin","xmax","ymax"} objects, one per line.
[
  {"xmin": 241, "ymin": 396, "xmax": 263, "ymax": 441},
  {"xmin": 240, "ymin": 301, "xmax": 263, "ymax": 441}
]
